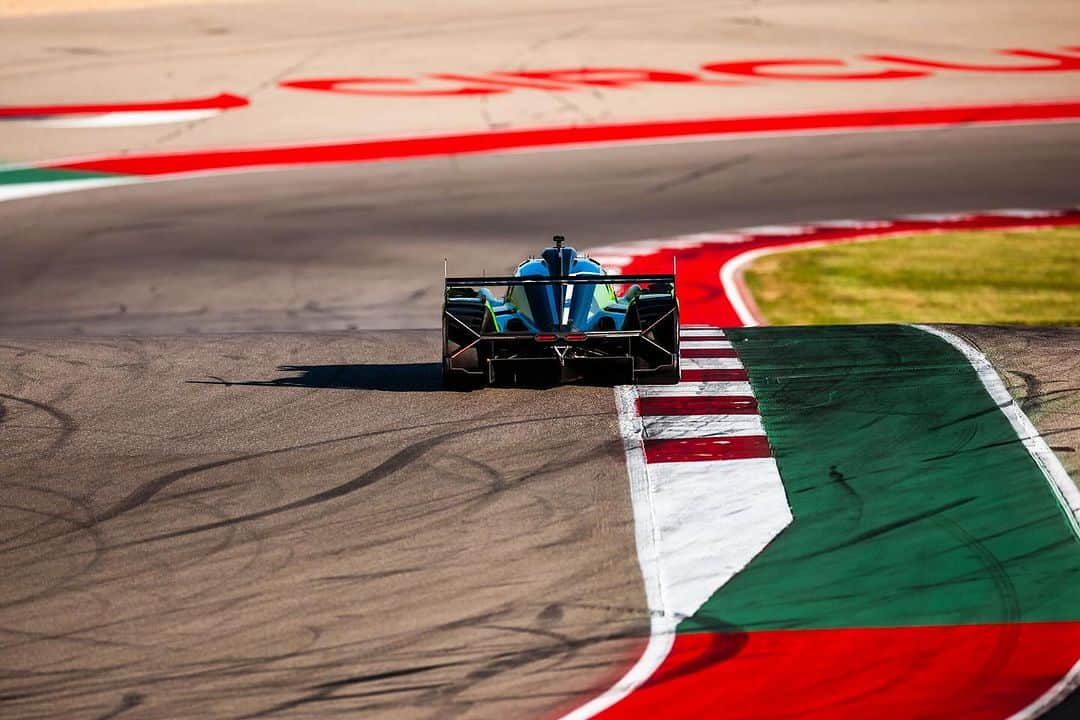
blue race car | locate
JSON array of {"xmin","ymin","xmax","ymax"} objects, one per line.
[{"xmin": 443, "ymin": 235, "xmax": 679, "ymax": 388}]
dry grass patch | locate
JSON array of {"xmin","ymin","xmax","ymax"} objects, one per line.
[{"xmin": 744, "ymin": 227, "xmax": 1080, "ymax": 326}]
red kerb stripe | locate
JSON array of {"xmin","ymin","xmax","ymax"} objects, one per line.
[
  {"xmin": 595, "ymin": 622, "xmax": 1080, "ymax": 719},
  {"xmin": 681, "ymin": 368, "xmax": 749, "ymax": 382},
  {"xmin": 0, "ymin": 93, "xmax": 248, "ymax": 117},
  {"xmin": 644, "ymin": 435, "xmax": 771, "ymax": 463},
  {"xmin": 680, "ymin": 335, "xmax": 728, "ymax": 341},
  {"xmin": 680, "ymin": 348, "xmax": 739, "ymax": 358},
  {"xmin": 638, "ymin": 395, "xmax": 758, "ymax": 416}
]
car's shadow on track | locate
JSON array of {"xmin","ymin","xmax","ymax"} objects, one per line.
[
  {"xmin": 189, "ymin": 363, "xmax": 617, "ymax": 392},
  {"xmin": 189, "ymin": 363, "xmax": 444, "ymax": 392}
]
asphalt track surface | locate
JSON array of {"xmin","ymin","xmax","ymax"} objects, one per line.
[
  {"xmin": 3, "ymin": 123, "xmax": 1080, "ymax": 335},
  {"xmin": 2, "ymin": 124, "xmax": 1079, "ymax": 719},
  {"xmin": 943, "ymin": 325, "xmax": 1080, "ymax": 481}
]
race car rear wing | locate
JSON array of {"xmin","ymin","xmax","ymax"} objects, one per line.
[{"xmin": 444, "ymin": 274, "xmax": 675, "ymax": 287}]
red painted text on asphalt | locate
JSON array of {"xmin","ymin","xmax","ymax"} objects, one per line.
[{"xmin": 280, "ymin": 46, "xmax": 1080, "ymax": 97}]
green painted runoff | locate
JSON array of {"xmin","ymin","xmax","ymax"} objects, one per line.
[{"xmin": 680, "ymin": 324, "xmax": 1080, "ymax": 633}]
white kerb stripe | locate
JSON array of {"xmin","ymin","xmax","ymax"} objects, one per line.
[
  {"xmin": 681, "ymin": 328, "xmax": 725, "ymax": 337},
  {"xmin": 0, "ymin": 177, "xmax": 139, "ymax": 203},
  {"xmin": 679, "ymin": 340, "xmax": 733, "ymax": 349},
  {"xmin": 647, "ymin": 458, "xmax": 793, "ymax": 621},
  {"xmin": 681, "ymin": 357, "xmax": 743, "ymax": 370},
  {"xmin": 637, "ymin": 381, "xmax": 754, "ymax": 397},
  {"xmin": 642, "ymin": 414, "xmax": 764, "ymax": 439}
]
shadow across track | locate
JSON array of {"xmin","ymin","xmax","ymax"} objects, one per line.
[{"xmin": 190, "ymin": 363, "xmax": 444, "ymax": 392}]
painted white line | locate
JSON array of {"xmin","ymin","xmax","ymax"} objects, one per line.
[
  {"xmin": 679, "ymin": 340, "xmax": 733, "ymax": 349},
  {"xmin": 810, "ymin": 219, "xmax": 894, "ymax": 229},
  {"xmin": 558, "ymin": 385, "xmax": 676, "ymax": 720},
  {"xmin": 622, "ymin": 233, "xmax": 746, "ymax": 248},
  {"xmin": 681, "ymin": 356, "xmax": 743, "ymax": 370},
  {"xmin": 896, "ymin": 212, "xmax": 975, "ymax": 222},
  {"xmin": 985, "ymin": 209, "xmax": 1062, "ymax": 219},
  {"xmin": 913, "ymin": 324, "xmax": 1080, "ymax": 538},
  {"xmin": 737, "ymin": 224, "xmax": 812, "ymax": 236},
  {"xmin": 722, "ymin": 244, "xmax": 770, "ymax": 327},
  {"xmin": 642, "ymin": 414, "xmax": 764, "ymax": 439},
  {"xmin": 1007, "ymin": 658, "xmax": 1080, "ymax": 720},
  {"xmin": 0, "ymin": 177, "xmax": 139, "ymax": 203},
  {"xmin": 676, "ymin": 232, "xmax": 747, "ymax": 245},
  {"xmin": 637, "ymin": 381, "xmax": 754, "ymax": 397},
  {"xmin": 680, "ymin": 329, "xmax": 725, "ymax": 337},
  {"xmin": 26, "ymin": 109, "xmax": 220, "ymax": 128}
]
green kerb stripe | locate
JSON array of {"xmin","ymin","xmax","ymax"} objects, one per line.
[
  {"xmin": 0, "ymin": 166, "xmax": 122, "ymax": 185},
  {"xmin": 679, "ymin": 324, "xmax": 1080, "ymax": 634}
]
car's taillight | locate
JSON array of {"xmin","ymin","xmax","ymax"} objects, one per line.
[
  {"xmin": 565, "ymin": 333, "xmax": 586, "ymax": 341},
  {"xmin": 535, "ymin": 334, "xmax": 557, "ymax": 342}
]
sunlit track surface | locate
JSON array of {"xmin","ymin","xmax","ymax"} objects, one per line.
[
  {"xmin": 0, "ymin": 333, "xmax": 646, "ymax": 719},
  {"xmin": 2, "ymin": 124, "xmax": 1079, "ymax": 335},
  {"xmin": 2, "ymin": 121, "xmax": 1079, "ymax": 718}
]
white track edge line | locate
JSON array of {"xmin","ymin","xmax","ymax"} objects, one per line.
[
  {"xmin": 912, "ymin": 324, "xmax": 1080, "ymax": 538},
  {"xmin": 0, "ymin": 177, "xmax": 140, "ymax": 202},
  {"xmin": 28, "ymin": 109, "xmax": 222, "ymax": 128},
  {"xmin": 557, "ymin": 385, "xmax": 676, "ymax": 720},
  {"xmin": 1006, "ymin": 658, "xmax": 1080, "ymax": 720}
]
